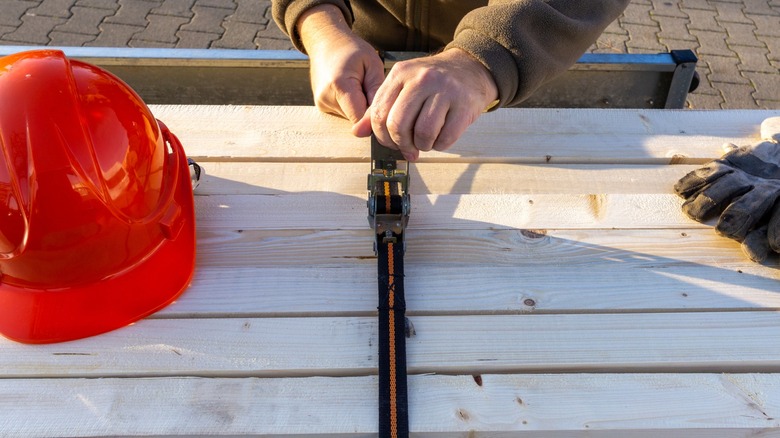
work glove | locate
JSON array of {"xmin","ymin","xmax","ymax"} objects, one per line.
[
  {"xmin": 674, "ymin": 117, "xmax": 780, "ymax": 262},
  {"xmin": 188, "ymin": 158, "xmax": 203, "ymax": 191}
]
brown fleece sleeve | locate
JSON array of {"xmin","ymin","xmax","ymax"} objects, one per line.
[
  {"xmin": 446, "ymin": 0, "xmax": 630, "ymax": 108},
  {"xmin": 271, "ymin": 0, "xmax": 354, "ymax": 53}
]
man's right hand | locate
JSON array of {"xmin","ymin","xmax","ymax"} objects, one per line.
[{"xmin": 298, "ymin": 4, "xmax": 385, "ymax": 124}]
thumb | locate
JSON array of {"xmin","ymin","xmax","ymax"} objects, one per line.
[
  {"xmin": 335, "ymin": 78, "xmax": 369, "ymax": 124},
  {"xmin": 363, "ymin": 61, "xmax": 385, "ymax": 105},
  {"xmin": 351, "ymin": 108, "xmax": 372, "ymax": 137}
]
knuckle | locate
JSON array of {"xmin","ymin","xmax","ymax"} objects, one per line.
[
  {"xmin": 414, "ymin": 129, "xmax": 437, "ymax": 149},
  {"xmin": 385, "ymin": 118, "xmax": 404, "ymax": 137}
]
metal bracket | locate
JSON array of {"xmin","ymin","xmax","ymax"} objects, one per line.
[{"xmin": 367, "ymin": 136, "xmax": 410, "ymax": 252}]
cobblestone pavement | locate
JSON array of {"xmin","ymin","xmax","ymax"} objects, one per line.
[{"xmin": 0, "ymin": 0, "xmax": 778, "ymax": 109}]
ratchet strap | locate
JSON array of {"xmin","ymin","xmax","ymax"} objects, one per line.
[{"xmin": 368, "ymin": 136, "xmax": 410, "ymax": 438}]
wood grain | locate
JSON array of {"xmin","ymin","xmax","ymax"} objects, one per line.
[
  {"xmin": 4, "ymin": 312, "xmax": 780, "ymax": 378},
  {"xmin": 152, "ymin": 106, "xmax": 778, "ymax": 163},
  {"xmin": 2, "ymin": 373, "xmax": 779, "ymax": 437},
  {"xmin": 8, "ymin": 106, "xmax": 779, "ymax": 437}
]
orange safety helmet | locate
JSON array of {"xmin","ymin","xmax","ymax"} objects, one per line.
[{"xmin": 0, "ymin": 50, "xmax": 196, "ymax": 344}]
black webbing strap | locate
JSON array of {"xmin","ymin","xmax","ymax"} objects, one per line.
[{"xmin": 376, "ymin": 189, "xmax": 409, "ymax": 438}]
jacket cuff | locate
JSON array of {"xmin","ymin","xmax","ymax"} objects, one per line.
[
  {"xmin": 445, "ymin": 32, "xmax": 518, "ymax": 111},
  {"xmin": 274, "ymin": 0, "xmax": 354, "ymax": 53}
]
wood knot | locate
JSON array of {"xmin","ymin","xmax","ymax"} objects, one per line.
[{"xmin": 520, "ymin": 229, "xmax": 547, "ymax": 239}]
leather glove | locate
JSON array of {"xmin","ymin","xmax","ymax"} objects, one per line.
[{"xmin": 674, "ymin": 117, "xmax": 780, "ymax": 262}]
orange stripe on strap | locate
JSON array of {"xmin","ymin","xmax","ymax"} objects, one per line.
[
  {"xmin": 388, "ymin": 241, "xmax": 397, "ymax": 437},
  {"xmin": 384, "ymin": 181, "xmax": 392, "ymax": 213}
]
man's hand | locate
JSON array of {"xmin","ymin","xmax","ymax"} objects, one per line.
[
  {"xmin": 675, "ymin": 117, "xmax": 780, "ymax": 262},
  {"xmin": 298, "ymin": 4, "xmax": 385, "ymax": 124},
  {"xmin": 352, "ymin": 48, "xmax": 499, "ymax": 161}
]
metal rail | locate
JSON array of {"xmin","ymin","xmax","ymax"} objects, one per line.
[{"xmin": 0, "ymin": 46, "xmax": 697, "ymax": 109}]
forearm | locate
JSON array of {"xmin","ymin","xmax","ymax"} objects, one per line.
[
  {"xmin": 271, "ymin": 0, "xmax": 353, "ymax": 53},
  {"xmin": 297, "ymin": 4, "xmax": 352, "ymax": 55}
]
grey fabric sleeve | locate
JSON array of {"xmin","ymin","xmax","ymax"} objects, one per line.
[{"xmin": 445, "ymin": 0, "xmax": 630, "ymax": 108}]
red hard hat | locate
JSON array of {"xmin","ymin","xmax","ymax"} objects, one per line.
[{"xmin": 0, "ymin": 50, "xmax": 196, "ymax": 344}]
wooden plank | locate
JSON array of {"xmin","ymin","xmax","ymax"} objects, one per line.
[
  {"xmin": 194, "ymin": 193, "xmax": 694, "ymax": 230},
  {"xmin": 2, "ymin": 373, "xmax": 779, "ymax": 437},
  {"xmin": 4, "ymin": 312, "xmax": 780, "ymax": 378},
  {"xmin": 152, "ymin": 105, "xmax": 778, "ymax": 163},
  {"xmin": 154, "ymin": 263, "xmax": 780, "ymax": 317},
  {"xmin": 196, "ymin": 162, "xmax": 700, "ymax": 196},
  {"xmin": 194, "ymin": 228, "xmax": 765, "ymax": 268}
]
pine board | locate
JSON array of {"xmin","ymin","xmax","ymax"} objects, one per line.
[
  {"xmin": 2, "ymin": 374, "xmax": 779, "ymax": 437},
  {"xmin": 193, "ymin": 228, "xmax": 774, "ymax": 269},
  {"xmin": 194, "ymin": 193, "xmax": 695, "ymax": 230},
  {"xmin": 197, "ymin": 162, "xmax": 699, "ymax": 195},
  {"xmin": 160, "ymin": 262, "xmax": 780, "ymax": 317},
  {"xmin": 152, "ymin": 106, "xmax": 778, "ymax": 163},
  {"xmin": 4, "ymin": 312, "xmax": 780, "ymax": 378}
]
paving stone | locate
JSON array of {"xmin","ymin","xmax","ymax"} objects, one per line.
[
  {"xmin": 256, "ymin": 8, "xmax": 291, "ymax": 42},
  {"xmin": 690, "ymin": 28, "xmax": 737, "ymax": 56},
  {"xmin": 212, "ymin": 20, "xmax": 256, "ymax": 48},
  {"xmin": 746, "ymin": 14, "xmax": 780, "ymax": 37},
  {"xmin": 602, "ymin": 19, "xmax": 628, "ymax": 36},
  {"xmin": 656, "ymin": 15, "xmax": 697, "ymax": 41},
  {"xmin": 686, "ymin": 8, "xmax": 721, "ymax": 31},
  {"xmin": 742, "ymin": 1, "xmax": 779, "ymax": 16},
  {"xmin": 152, "ymin": 0, "xmax": 196, "ymax": 17},
  {"xmin": 680, "ymin": 0, "xmax": 716, "ymax": 11},
  {"xmin": 0, "ymin": 24, "xmax": 16, "ymax": 37},
  {"xmin": 86, "ymin": 22, "xmax": 142, "ymax": 46},
  {"xmin": 180, "ymin": 4, "xmax": 232, "ymax": 33},
  {"xmin": 650, "ymin": 0, "xmax": 688, "ymax": 18},
  {"xmin": 128, "ymin": 37, "xmax": 174, "ymax": 48},
  {"xmin": 229, "ymin": 0, "xmax": 267, "ymax": 25},
  {"xmin": 75, "ymin": 0, "xmax": 120, "ymax": 9},
  {"xmin": 175, "ymin": 29, "xmax": 219, "ymax": 48},
  {"xmin": 134, "ymin": 13, "xmax": 190, "ymax": 43},
  {"xmin": 27, "ymin": 0, "xmax": 75, "ymax": 18},
  {"xmin": 734, "ymin": 45, "xmax": 777, "ymax": 74},
  {"xmin": 659, "ymin": 36, "xmax": 698, "ymax": 53},
  {"xmin": 0, "ymin": 1, "xmax": 39, "ymax": 27},
  {"xmin": 704, "ymin": 53, "xmax": 750, "ymax": 83},
  {"xmin": 1, "ymin": 14, "xmax": 67, "ymax": 44},
  {"xmin": 758, "ymin": 34, "xmax": 780, "ymax": 61},
  {"xmin": 756, "ymin": 99, "xmax": 780, "ymax": 109},
  {"xmin": 713, "ymin": 1, "xmax": 752, "ymax": 24},
  {"xmin": 48, "ymin": 29, "xmax": 95, "ymax": 45},
  {"xmin": 623, "ymin": 22, "xmax": 664, "ymax": 51},
  {"xmin": 196, "ymin": 0, "xmax": 236, "ymax": 8},
  {"xmin": 593, "ymin": 32, "xmax": 630, "ymax": 53},
  {"xmin": 720, "ymin": 20, "xmax": 763, "ymax": 47},
  {"xmin": 717, "ymin": 81, "xmax": 760, "ymax": 108},
  {"xmin": 688, "ymin": 61, "xmax": 721, "ymax": 96},
  {"xmin": 742, "ymin": 70, "xmax": 780, "ymax": 103},
  {"xmin": 105, "ymin": 0, "xmax": 163, "ymax": 27},
  {"xmin": 53, "ymin": 5, "xmax": 114, "ymax": 35},
  {"xmin": 686, "ymin": 92, "xmax": 725, "ymax": 108},
  {"xmin": 619, "ymin": 2, "xmax": 655, "ymax": 25},
  {"xmin": 253, "ymin": 36, "xmax": 293, "ymax": 50}
]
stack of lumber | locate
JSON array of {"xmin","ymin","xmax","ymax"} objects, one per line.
[{"xmin": 1, "ymin": 106, "xmax": 779, "ymax": 437}]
